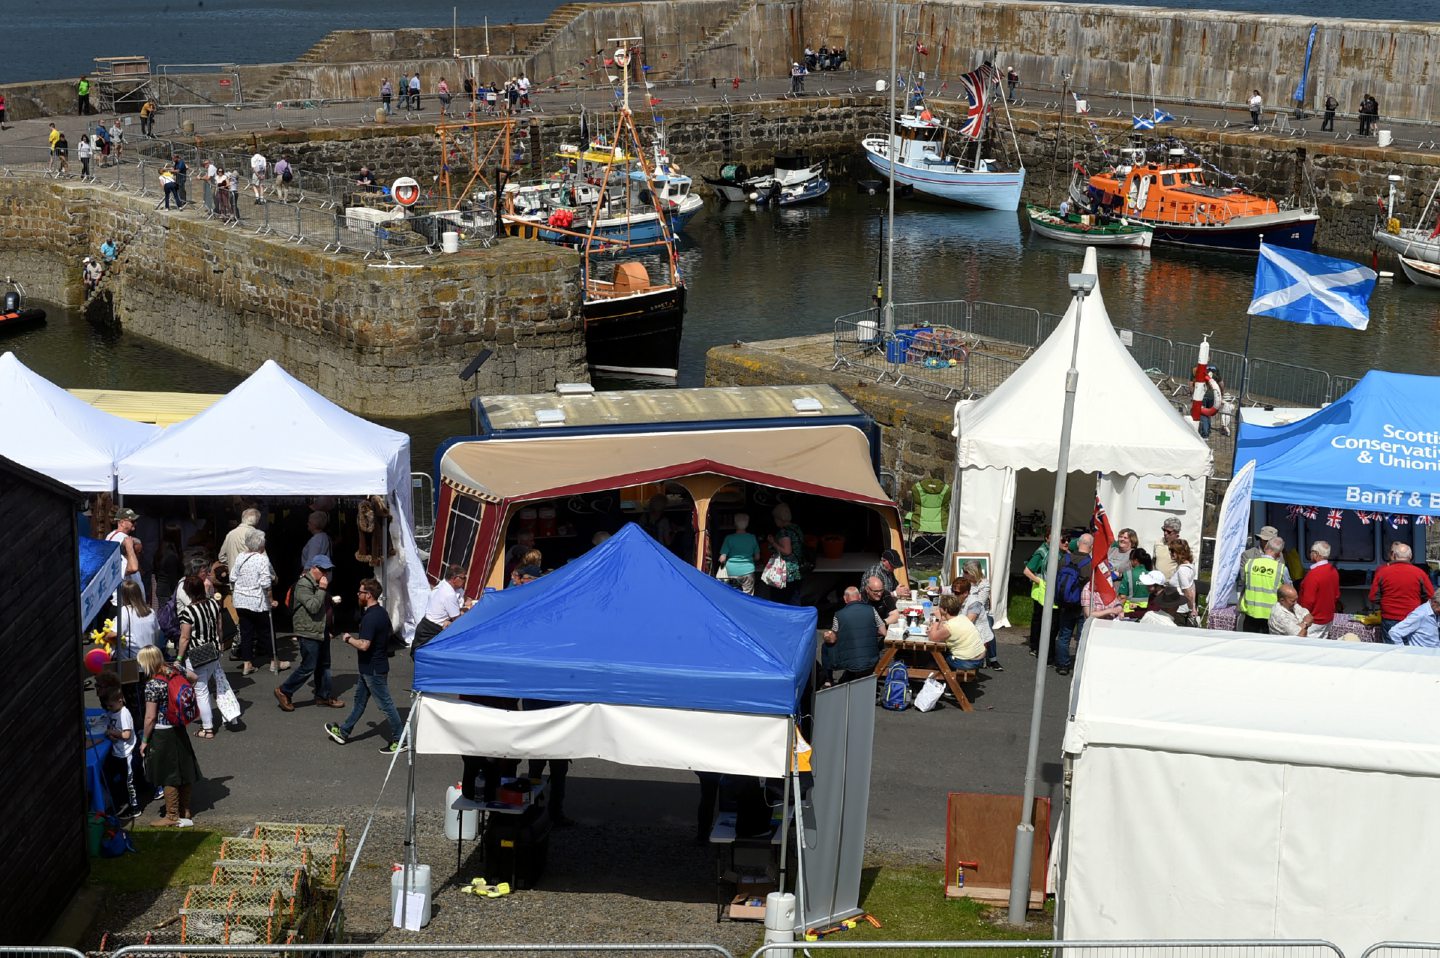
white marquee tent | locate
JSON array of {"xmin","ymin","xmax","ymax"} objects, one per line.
[
  {"xmin": 1059, "ymin": 620, "xmax": 1440, "ymax": 956},
  {"xmin": 116, "ymin": 360, "xmax": 429, "ymax": 633},
  {"xmin": 944, "ymin": 249, "xmax": 1213, "ymax": 625},
  {"xmin": 0, "ymin": 352, "xmax": 157, "ymax": 492}
]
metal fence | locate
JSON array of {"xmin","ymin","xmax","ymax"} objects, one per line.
[
  {"xmin": 834, "ymin": 299, "xmax": 1360, "ymax": 408},
  {"xmin": 750, "ymin": 940, "xmax": 1348, "ymax": 958},
  {"xmin": 109, "ymin": 945, "xmax": 735, "ymax": 958},
  {"xmin": 1360, "ymin": 943, "xmax": 1440, "ymax": 958}
]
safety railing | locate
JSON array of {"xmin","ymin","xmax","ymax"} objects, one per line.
[
  {"xmin": 110, "ymin": 944, "xmax": 736, "ymax": 958},
  {"xmin": 1361, "ymin": 942, "xmax": 1440, "ymax": 958},
  {"xmin": 832, "ymin": 299, "xmax": 1365, "ymax": 408},
  {"xmin": 751, "ymin": 939, "xmax": 1347, "ymax": 958},
  {"xmin": 0, "ymin": 949, "xmax": 87, "ymax": 958}
]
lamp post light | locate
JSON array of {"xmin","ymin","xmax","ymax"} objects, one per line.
[
  {"xmin": 1007, "ymin": 270, "xmax": 1097, "ymax": 925},
  {"xmin": 1387, "ymin": 173, "xmax": 1403, "ymax": 220}
]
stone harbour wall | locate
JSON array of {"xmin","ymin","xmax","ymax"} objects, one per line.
[
  {"xmin": 0, "ymin": 179, "xmax": 585, "ymax": 416},
  {"xmin": 705, "ymin": 339, "xmax": 958, "ymax": 497}
]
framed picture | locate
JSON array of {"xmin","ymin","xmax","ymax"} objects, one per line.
[{"xmin": 949, "ymin": 551, "xmax": 990, "ymax": 584}]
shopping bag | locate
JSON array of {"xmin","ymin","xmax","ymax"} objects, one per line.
[
  {"xmin": 913, "ymin": 675, "xmax": 946, "ymax": 712},
  {"xmin": 760, "ymin": 554, "xmax": 789, "ymax": 589}
]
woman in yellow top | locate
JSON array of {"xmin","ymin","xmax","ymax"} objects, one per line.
[{"xmin": 929, "ymin": 591, "xmax": 985, "ymax": 670}]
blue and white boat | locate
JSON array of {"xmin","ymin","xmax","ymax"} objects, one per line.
[{"xmin": 861, "ymin": 62, "xmax": 1025, "ymax": 212}]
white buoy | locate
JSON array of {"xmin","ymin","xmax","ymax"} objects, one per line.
[
  {"xmin": 763, "ymin": 892, "xmax": 797, "ymax": 945},
  {"xmin": 442, "ymin": 231, "xmax": 460, "ymax": 254},
  {"xmin": 1377, "ymin": 129, "xmax": 1394, "ymax": 148}
]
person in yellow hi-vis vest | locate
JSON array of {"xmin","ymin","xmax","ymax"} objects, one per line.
[
  {"xmin": 1239, "ymin": 538, "xmax": 1285, "ymax": 634},
  {"xmin": 1023, "ymin": 526, "xmax": 1050, "ymax": 657},
  {"xmin": 77, "ymin": 75, "xmax": 91, "ymax": 115}
]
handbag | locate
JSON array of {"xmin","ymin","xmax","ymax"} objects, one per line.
[
  {"xmin": 187, "ymin": 639, "xmax": 220, "ymax": 667},
  {"xmin": 760, "ymin": 554, "xmax": 789, "ymax": 589}
]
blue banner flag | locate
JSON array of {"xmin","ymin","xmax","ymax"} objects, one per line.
[
  {"xmin": 1131, "ymin": 114, "xmax": 1155, "ymax": 130},
  {"xmin": 1152, "ymin": 108, "xmax": 1175, "ymax": 123},
  {"xmin": 1248, "ymin": 242, "xmax": 1375, "ymax": 330},
  {"xmin": 1293, "ymin": 24, "xmax": 1317, "ymax": 103}
]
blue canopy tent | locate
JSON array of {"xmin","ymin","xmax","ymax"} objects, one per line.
[
  {"xmin": 402, "ymin": 524, "xmax": 822, "ymax": 922},
  {"xmin": 1234, "ymin": 369, "xmax": 1434, "ymax": 569},
  {"xmin": 411, "ymin": 523, "xmax": 817, "ymax": 775}
]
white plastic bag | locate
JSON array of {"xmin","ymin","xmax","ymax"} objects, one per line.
[{"xmin": 913, "ymin": 675, "xmax": 945, "ymax": 712}]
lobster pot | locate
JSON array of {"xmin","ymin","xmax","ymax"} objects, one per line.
[
  {"xmin": 181, "ymin": 885, "xmax": 293, "ymax": 945},
  {"xmin": 210, "ymin": 861, "xmax": 309, "ymax": 922},
  {"xmin": 218, "ymin": 837, "xmax": 313, "ymax": 872},
  {"xmin": 252, "ymin": 823, "xmax": 346, "ymax": 886}
]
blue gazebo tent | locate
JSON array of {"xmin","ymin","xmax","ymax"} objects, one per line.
[
  {"xmin": 79, "ymin": 537, "xmax": 123, "ymax": 628},
  {"xmin": 411, "ymin": 522, "xmax": 818, "ymax": 777}
]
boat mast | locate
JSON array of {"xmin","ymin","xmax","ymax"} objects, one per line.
[
  {"xmin": 1049, "ymin": 73, "xmax": 1066, "ymax": 207},
  {"xmin": 884, "ymin": 0, "xmax": 897, "ymax": 334}
]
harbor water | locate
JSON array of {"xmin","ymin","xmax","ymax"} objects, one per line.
[{"xmin": 10, "ymin": 187, "xmax": 1436, "ymax": 472}]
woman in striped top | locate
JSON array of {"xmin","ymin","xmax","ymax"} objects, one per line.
[{"xmin": 176, "ymin": 575, "xmax": 243, "ymax": 736}]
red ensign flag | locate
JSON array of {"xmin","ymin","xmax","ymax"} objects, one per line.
[{"xmin": 1090, "ymin": 496, "xmax": 1119, "ymax": 605}]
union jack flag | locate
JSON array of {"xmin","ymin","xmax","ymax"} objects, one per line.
[
  {"xmin": 1390, "ymin": 514, "xmax": 1410, "ymax": 528},
  {"xmin": 1326, "ymin": 510, "xmax": 1343, "ymax": 529},
  {"xmin": 957, "ymin": 62, "xmax": 997, "ymax": 139},
  {"xmin": 1356, "ymin": 511, "xmax": 1375, "ymax": 525},
  {"xmin": 1419, "ymin": 515, "xmax": 1435, "ymax": 526},
  {"xmin": 1301, "ymin": 506, "xmax": 1318, "ymax": 520}
]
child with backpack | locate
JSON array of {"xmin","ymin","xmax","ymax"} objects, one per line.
[{"xmin": 136, "ymin": 646, "xmax": 202, "ymax": 827}]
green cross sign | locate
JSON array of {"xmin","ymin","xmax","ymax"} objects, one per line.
[{"xmin": 1154, "ymin": 491, "xmax": 1172, "ymax": 506}]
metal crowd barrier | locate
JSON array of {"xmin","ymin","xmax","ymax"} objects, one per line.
[
  {"xmin": 752, "ymin": 939, "xmax": 1347, "ymax": 958},
  {"xmin": 1361, "ymin": 943, "xmax": 1440, "ymax": 958},
  {"xmin": 833, "ymin": 299, "xmax": 1361, "ymax": 408},
  {"xmin": 111, "ymin": 945, "xmax": 736, "ymax": 958}
]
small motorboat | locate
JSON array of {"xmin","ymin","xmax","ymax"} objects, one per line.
[
  {"xmin": 1398, "ymin": 253, "xmax": 1440, "ymax": 288},
  {"xmin": 704, "ymin": 162, "xmax": 752, "ymax": 203},
  {"xmin": 0, "ymin": 281, "xmax": 46, "ymax": 333},
  {"xmin": 1025, "ymin": 204, "xmax": 1153, "ymax": 248},
  {"xmin": 707, "ymin": 153, "xmax": 830, "ymax": 207}
]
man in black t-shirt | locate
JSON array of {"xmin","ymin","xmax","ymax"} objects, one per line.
[
  {"xmin": 325, "ymin": 578, "xmax": 407, "ymax": 753},
  {"xmin": 862, "ymin": 574, "xmax": 900, "ymax": 625}
]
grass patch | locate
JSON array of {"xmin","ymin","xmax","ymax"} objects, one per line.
[
  {"xmin": 756, "ymin": 863, "xmax": 1047, "ymax": 955},
  {"xmin": 89, "ymin": 828, "xmax": 224, "ymax": 892},
  {"xmin": 1006, "ymin": 594, "xmax": 1033, "ymax": 629}
]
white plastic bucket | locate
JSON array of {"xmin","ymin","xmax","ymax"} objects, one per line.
[
  {"xmin": 391, "ymin": 863, "xmax": 432, "ymax": 928},
  {"xmin": 764, "ymin": 892, "xmax": 797, "ymax": 944},
  {"xmin": 1377, "ymin": 129, "xmax": 1393, "ymax": 148},
  {"xmin": 442, "ymin": 230, "xmax": 460, "ymax": 253},
  {"xmin": 444, "ymin": 783, "xmax": 479, "ymax": 841}
]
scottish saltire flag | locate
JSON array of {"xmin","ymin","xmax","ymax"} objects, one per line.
[
  {"xmin": 957, "ymin": 62, "xmax": 996, "ymax": 138},
  {"xmin": 1248, "ymin": 243, "xmax": 1376, "ymax": 330},
  {"xmin": 1152, "ymin": 108, "xmax": 1175, "ymax": 123},
  {"xmin": 1132, "ymin": 114, "xmax": 1155, "ymax": 130}
]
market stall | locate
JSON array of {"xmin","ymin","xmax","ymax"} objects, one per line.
[
  {"xmin": 115, "ymin": 360, "xmax": 429, "ymax": 634},
  {"xmin": 408, "ymin": 522, "xmax": 828, "ymax": 929},
  {"xmin": 0, "ymin": 351, "xmax": 156, "ymax": 491},
  {"xmin": 945, "ymin": 250, "xmax": 1213, "ymax": 625},
  {"xmin": 1058, "ymin": 619, "xmax": 1440, "ymax": 956}
]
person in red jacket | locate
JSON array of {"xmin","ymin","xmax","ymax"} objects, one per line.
[
  {"xmin": 1297, "ymin": 540, "xmax": 1341, "ymax": 641},
  {"xmin": 1369, "ymin": 542, "xmax": 1434, "ymax": 643}
]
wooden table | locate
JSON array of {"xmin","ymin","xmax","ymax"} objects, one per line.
[{"xmin": 873, "ymin": 633, "xmax": 976, "ymax": 711}]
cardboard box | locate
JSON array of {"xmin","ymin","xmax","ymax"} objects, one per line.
[{"xmin": 727, "ymin": 882, "xmax": 774, "ymax": 921}]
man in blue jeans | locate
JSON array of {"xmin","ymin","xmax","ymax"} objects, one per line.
[
  {"xmin": 276, "ymin": 555, "xmax": 345, "ymax": 711},
  {"xmin": 1053, "ymin": 534, "xmax": 1093, "ymax": 677},
  {"xmin": 325, "ymin": 578, "xmax": 407, "ymax": 753}
]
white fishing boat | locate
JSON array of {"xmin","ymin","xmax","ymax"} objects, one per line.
[
  {"xmin": 1376, "ymin": 227, "xmax": 1440, "ymax": 266},
  {"xmin": 1399, "ymin": 253, "xmax": 1440, "ymax": 288},
  {"xmin": 860, "ymin": 62, "xmax": 1026, "ymax": 212}
]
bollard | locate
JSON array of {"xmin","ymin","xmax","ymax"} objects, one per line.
[
  {"xmin": 376, "ymin": 106, "xmax": 388, "ymax": 124},
  {"xmin": 181, "ymin": 118, "xmax": 194, "ymax": 135}
]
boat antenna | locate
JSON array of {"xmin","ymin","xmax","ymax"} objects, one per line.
[
  {"xmin": 993, "ymin": 54, "xmax": 1023, "ymax": 174},
  {"xmin": 1049, "ymin": 71, "xmax": 1069, "ymax": 208},
  {"xmin": 884, "ymin": 0, "xmax": 897, "ymax": 333}
]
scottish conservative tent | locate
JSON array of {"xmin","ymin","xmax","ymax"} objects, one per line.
[
  {"xmin": 412, "ymin": 522, "xmax": 818, "ymax": 777},
  {"xmin": 945, "ymin": 249, "xmax": 1213, "ymax": 625},
  {"xmin": 116, "ymin": 360, "xmax": 429, "ymax": 633},
  {"xmin": 0, "ymin": 352, "xmax": 157, "ymax": 492},
  {"xmin": 1235, "ymin": 369, "xmax": 1440, "ymax": 515},
  {"xmin": 1058, "ymin": 619, "xmax": 1440, "ymax": 956}
]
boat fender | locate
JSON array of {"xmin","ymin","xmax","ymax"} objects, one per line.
[{"xmin": 1388, "ymin": 217, "xmax": 1402, "ymax": 235}]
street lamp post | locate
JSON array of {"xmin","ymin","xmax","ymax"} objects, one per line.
[{"xmin": 1007, "ymin": 270, "xmax": 1097, "ymax": 925}]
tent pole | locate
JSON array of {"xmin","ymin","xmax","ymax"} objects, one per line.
[
  {"xmin": 778, "ymin": 716, "xmax": 794, "ymax": 886},
  {"xmin": 1008, "ymin": 275, "xmax": 1095, "ymax": 925},
  {"xmin": 401, "ymin": 697, "xmax": 419, "ymax": 929},
  {"xmin": 790, "ymin": 731, "xmax": 809, "ymax": 939}
]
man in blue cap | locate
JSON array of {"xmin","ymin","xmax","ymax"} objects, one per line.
[{"xmin": 276, "ymin": 554, "xmax": 345, "ymax": 711}]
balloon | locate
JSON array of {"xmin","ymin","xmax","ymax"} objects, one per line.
[{"xmin": 84, "ymin": 647, "xmax": 112, "ymax": 675}]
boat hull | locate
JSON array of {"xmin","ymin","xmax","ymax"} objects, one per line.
[
  {"xmin": 1376, "ymin": 229, "xmax": 1440, "ymax": 266},
  {"xmin": 704, "ymin": 179, "xmax": 750, "ymax": 203},
  {"xmin": 862, "ymin": 144, "xmax": 1024, "ymax": 212},
  {"xmin": 1399, "ymin": 254, "xmax": 1440, "ymax": 288},
  {"xmin": 1025, "ymin": 206, "xmax": 1152, "ymax": 248},
  {"xmin": 0, "ymin": 307, "xmax": 46, "ymax": 333},
  {"xmin": 582, "ymin": 285, "xmax": 686, "ymax": 379},
  {"xmin": 1143, "ymin": 212, "xmax": 1318, "ymax": 252}
]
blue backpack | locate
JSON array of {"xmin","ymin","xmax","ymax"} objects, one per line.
[
  {"xmin": 1055, "ymin": 553, "xmax": 1092, "ymax": 607},
  {"xmin": 880, "ymin": 660, "xmax": 911, "ymax": 711}
]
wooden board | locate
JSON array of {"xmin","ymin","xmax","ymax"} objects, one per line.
[{"xmin": 942, "ymin": 791, "xmax": 1050, "ymax": 908}]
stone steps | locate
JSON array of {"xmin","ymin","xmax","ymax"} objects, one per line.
[
  {"xmin": 250, "ymin": 34, "xmax": 343, "ymax": 103},
  {"xmin": 677, "ymin": 0, "xmax": 760, "ymax": 80},
  {"xmin": 520, "ymin": 3, "xmax": 591, "ymax": 59}
]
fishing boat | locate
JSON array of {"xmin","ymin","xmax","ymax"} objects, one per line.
[
  {"xmin": 1025, "ymin": 204, "xmax": 1153, "ymax": 248},
  {"xmin": 1073, "ymin": 143, "xmax": 1318, "ymax": 253},
  {"xmin": 706, "ymin": 152, "xmax": 830, "ymax": 206},
  {"xmin": 578, "ymin": 36, "xmax": 686, "ymax": 380},
  {"xmin": 1398, "ymin": 253, "xmax": 1440, "ymax": 288},
  {"xmin": 1374, "ymin": 180, "xmax": 1440, "ymax": 265},
  {"xmin": 0, "ymin": 281, "xmax": 45, "ymax": 334},
  {"xmin": 860, "ymin": 62, "xmax": 1026, "ymax": 212}
]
